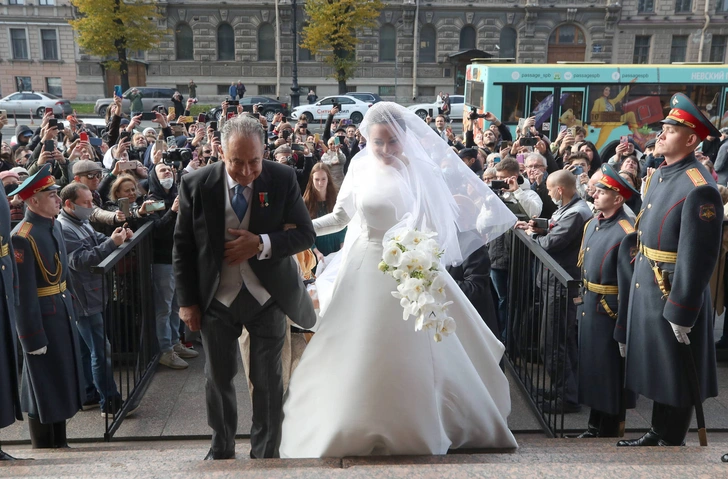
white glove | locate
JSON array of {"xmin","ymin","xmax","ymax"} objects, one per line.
[
  {"xmin": 669, "ymin": 321, "xmax": 691, "ymax": 345},
  {"xmin": 28, "ymin": 346, "xmax": 48, "ymax": 355},
  {"xmin": 618, "ymin": 343, "xmax": 626, "ymax": 358}
]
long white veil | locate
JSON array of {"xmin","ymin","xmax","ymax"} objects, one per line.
[{"xmin": 314, "ymin": 102, "xmax": 516, "ymax": 318}]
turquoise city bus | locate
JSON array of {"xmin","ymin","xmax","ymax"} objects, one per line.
[{"xmin": 463, "ymin": 62, "xmax": 728, "ymax": 156}]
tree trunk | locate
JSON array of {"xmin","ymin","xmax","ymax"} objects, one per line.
[
  {"xmin": 338, "ymin": 76, "xmax": 347, "ymax": 94},
  {"xmin": 117, "ymin": 43, "xmax": 130, "ymax": 92}
]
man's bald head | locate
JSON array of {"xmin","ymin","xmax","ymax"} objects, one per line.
[{"xmin": 547, "ymin": 169, "xmax": 577, "ymax": 192}]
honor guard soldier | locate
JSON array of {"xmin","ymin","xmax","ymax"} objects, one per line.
[
  {"xmin": 9, "ymin": 164, "xmax": 84, "ymax": 449},
  {"xmin": 572, "ymin": 164, "xmax": 638, "ymax": 438},
  {"xmin": 1, "ymin": 184, "xmax": 23, "ymax": 460},
  {"xmin": 616, "ymin": 93, "xmax": 723, "ymax": 447}
]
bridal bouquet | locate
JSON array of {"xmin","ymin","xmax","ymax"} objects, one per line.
[{"xmin": 378, "ymin": 228, "xmax": 455, "ymax": 342}]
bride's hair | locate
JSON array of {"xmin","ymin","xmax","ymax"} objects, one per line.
[{"xmin": 362, "ymin": 103, "xmax": 407, "ymax": 137}]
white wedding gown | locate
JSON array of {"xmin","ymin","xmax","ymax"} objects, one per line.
[{"xmin": 279, "ymin": 163, "xmax": 517, "ymax": 458}]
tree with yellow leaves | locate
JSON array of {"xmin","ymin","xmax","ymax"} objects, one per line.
[
  {"xmin": 69, "ymin": 0, "xmax": 166, "ymax": 92},
  {"xmin": 300, "ymin": 0, "xmax": 384, "ymax": 94}
]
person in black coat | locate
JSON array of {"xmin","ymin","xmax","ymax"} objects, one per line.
[
  {"xmin": 616, "ymin": 93, "xmax": 723, "ymax": 448},
  {"xmin": 447, "ymin": 245, "xmax": 499, "ymax": 338},
  {"xmin": 0, "ymin": 187, "xmax": 23, "ymax": 460},
  {"xmin": 9, "ymin": 164, "xmax": 84, "ymax": 449}
]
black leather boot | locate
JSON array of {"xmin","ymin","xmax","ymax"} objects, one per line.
[
  {"xmin": 616, "ymin": 428, "xmax": 661, "ymax": 446},
  {"xmin": 27, "ymin": 417, "xmax": 55, "ymax": 449},
  {"xmin": 658, "ymin": 404, "xmax": 691, "ymax": 447},
  {"xmin": 598, "ymin": 412, "xmax": 621, "ymax": 438},
  {"xmin": 0, "ymin": 443, "xmax": 17, "ymax": 461},
  {"xmin": 568, "ymin": 409, "xmax": 600, "ymax": 438},
  {"xmin": 52, "ymin": 421, "xmax": 69, "ymax": 448}
]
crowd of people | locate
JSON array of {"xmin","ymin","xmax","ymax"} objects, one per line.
[{"xmin": 0, "ymin": 86, "xmax": 727, "ymax": 463}]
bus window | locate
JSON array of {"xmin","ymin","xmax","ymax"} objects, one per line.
[
  {"xmin": 722, "ymin": 88, "xmax": 728, "ymax": 129},
  {"xmin": 528, "ymin": 87, "xmax": 555, "ymax": 129},
  {"xmin": 558, "ymin": 88, "xmax": 585, "ymax": 130},
  {"xmin": 690, "ymin": 85, "xmax": 722, "ymax": 128},
  {"xmin": 502, "ymin": 84, "xmax": 525, "ymax": 123}
]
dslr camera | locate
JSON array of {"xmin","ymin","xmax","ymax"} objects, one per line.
[
  {"xmin": 284, "ymin": 156, "xmax": 297, "ymax": 167},
  {"xmin": 468, "ymin": 107, "xmax": 488, "ymax": 121},
  {"xmin": 163, "ymin": 148, "xmax": 192, "ymax": 169}
]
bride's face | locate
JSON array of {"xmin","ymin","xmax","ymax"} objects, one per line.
[{"xmin": 368, "ymin": 124, "xmax": 403, "ymax": 165}]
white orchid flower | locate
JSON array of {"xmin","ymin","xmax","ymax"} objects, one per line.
[
  {"xmin": 383, "ymin": 243, "xmax": 403, "ymax": 267},
  {"xmin": 430, "ymin": 274, "xmax": 447, "ymax": 302}
]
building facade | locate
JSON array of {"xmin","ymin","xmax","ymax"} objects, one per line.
[
  {"xmin": 0, "ymin": 0, "xmax": 77, "ymax": 100},
  {"xmin": 1, "ymin": 0, "xmax": 727, "ymax": 103}
]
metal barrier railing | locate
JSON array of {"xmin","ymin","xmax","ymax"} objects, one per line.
[
  {"xmin": 505, "ymin": 228, "xmax": 580, "ymax": 438},
  {"xmin": 90, "ymin": 221, "xmax": 158, "ymax": 440}
]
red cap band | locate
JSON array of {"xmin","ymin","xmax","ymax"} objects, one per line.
[
  {"xmin": 18, "ymin": 175, "xmax": 55, "ymax": 201},
  {"xmin": 666, "ymin": 108, "xmax": 710, "ymax": 140}
]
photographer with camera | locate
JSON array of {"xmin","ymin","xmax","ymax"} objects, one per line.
[
  {"xmin": 466, "ymin": 109, "xmax": 512, "ymax": 151},
  {"xmin": 274, "ymin": 144, "xmax": 314, "ymax": 193}
]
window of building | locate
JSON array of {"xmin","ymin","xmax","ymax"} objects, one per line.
[
  {"xmin": 549, "ymin": 25, "xmax": 586, "ymax": 45},
  {"xmin": 418, "ymin": 86, "xmax": 436, "ymax": 99},
  {"xmin": 710, "ymin": 35, "xmax": 727, "ymax": 63},
  {"xmin": 258, "ymin": 23, "xmax": 275, "ymax": 61},
  {"xmin": 10, "ymin": 29, "xmax": 29, "ymax": 60},
  {"xmin": 41, "ymin": 29, "xmax": 59, "ymax": 61},
  {"xmin": 46, "ymin": 77, "xmax": 62, "ymax": 97},
  {"xmin": 15, "ymin": 76, "xmax": 31, "ymax": 92},
  {"xmin": 217, "ymin": 84, "xmax": 231, "ymax": 95},
  {"xmin": 670, "ymin": 35, "xmax": 688, "ymax": 63},
  {"xmin": 719, "ymin": 0, "xmax": 728, "ymax": 12},
  {"xmin": 379, "ymin": 86, "xmax": 396, "ymax": 96},
  {"xmin": 299, "ymin": 20, "xmax": 313, "ymax": 61},
  {"xmin": 459, "ymin": 25, "xmax": 476, "ymax": 50},
  {"xmin": 9, "ymin": 0, "xmax": 25, "ymax": 4},
  {"xmin": 674, "ymin": 0, "xmax": 692, "ymax": 13},
  {"xmin": 637, "ymin": 0, "xmax": 654, "ymax": 12},
  {"xmin": 175, "ymin": 23, "xmax": 194, "ymax": 60},
  {"xmin": 419, "ymin": 24, "xmax": 436, "ymax": 63},
  {"xmin": 633, "ymin": 35, "xmax": 651, "ymax": 64},
  {"xmin": 379, "ymin": 24, "xmax": 396, "ymax": 62},
  {"xmin": 217, "ymin": 23, "xmax": 235, "ymax": 61},
  {"xmin": 259, "ymin": 84, "xmax": 276, "ymax": 95},
  {"xmin": 499, "ymin": 27, "xmax": 517, "ymax": 59},
  {"xmin": 129, "ymin": 49, "xmax": 146, "ymax": 60},
  {"xmin": 39, "ymin": 0, "xmax": 55, "ymax": 5}
]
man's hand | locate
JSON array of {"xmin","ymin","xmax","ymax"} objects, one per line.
[
  {"xmin": 127, "ymin": 114, "xmax": 142, "ymax": 132},
  {"xmin": 514, "ymin": 220, "xmax": 529, "ymax": 230},
  {"xmin": 180, "ymin": 305, "xmax": 202, "ymax": 332},
  {"xmin": 115, "ymin": 210, "xmax": 126, "ymax": 223},
  {"xmin": 535, "ymin": 139, "xmax": 547, "ymax": 155},
  {"xmin": 484, "ymin": 111, "xmax": 499, "ymax": 124},
  {"xmin": 330, "ymin": 106, "xmax": 340, "ymax": 116},
  {"xmin": 152, "ymin": 148, "xmax": 164, "ymax": 165},
  {"xmin": 619, "ymin": 342, "xmax": 626, "ymax": 358},
  {"xmin": 152, "ymin": 111, "xmax": 168, "ymax": 129},
  {"xmin": 669, "ymin": 321, "xmax": 691, "ymax": 344},
  {"xmin": 224, "ymin": 229, "xmax": 260, "ymax": 265},
  {"xmin": 505, "ymin": 175, "xmax": 519, "ymax": 193},
  {"xmin": 111, "ymin": 227, "xmax": 127, "ymax": 246},
  {"xmin": 532, "ymin": 170, "xmax": 545, "ymax": 186},
  {"xmin": 186, "ymin": 98, "xmax": 195, "ymax": 110},
  {"xmin": 37, "ymin": 150, "xmax": 53, "ymax": 166},
  {"xmin": 527, "ymin": 219, "xmax": 546, "ymax": 235},
  {"xmin": 171, "ymin": 196, "xmax": 180, "ymax": 213}
]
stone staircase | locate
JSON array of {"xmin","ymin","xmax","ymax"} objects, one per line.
[{"xmin": 1, "ymin": 433, "xmax": 726, "ymax": 478}]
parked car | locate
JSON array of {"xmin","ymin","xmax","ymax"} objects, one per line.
[
  {"xmin": 94, "ymin": 87, "xmax": 176, "ymax": 117},
  {"xmin": 407, "ymin": 94, "xmax": 465, "ymax": 121},
  {"xmin": 0, "ymin": 91, "xmax": 72, "ymax": 118},
  {"xmin": 207, "ymin": 96, "xmax": 289, "ymax": 122},
  {"xmin": 347, "ymin": 92, "xmax": 383, "ymax": 104},
  {"xmin": 290, "ymin": 95, "xmax": 371, "ymax": 124}
]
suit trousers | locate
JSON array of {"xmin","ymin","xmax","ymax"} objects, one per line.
[{"xmin": 201, "ymin": 289, "xmax": 286, "ymax": 458}]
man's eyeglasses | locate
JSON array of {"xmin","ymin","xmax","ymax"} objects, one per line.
[
  {"xmin": 23, "ymin": 153, "xmax": 32, "ymax": 159},
  {"xmin": 83, "ymin": 172, "xmax": 102, "ymax": 180},
  {"xmin": 202, "ymin": 150, "xmax": 212, "ymax": 155}
]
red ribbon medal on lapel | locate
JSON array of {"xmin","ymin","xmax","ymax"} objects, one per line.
[{"xmin": 259, "ymin": 192, "xmax": 269, "ymax": 207}]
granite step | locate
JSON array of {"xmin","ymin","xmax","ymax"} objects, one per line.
[{"xmin": 0, "ymin": 434, "xmax": 726, "ymax": 479}]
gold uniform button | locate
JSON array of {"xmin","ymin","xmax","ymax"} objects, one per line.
[
  {"xmin": 647, "ymin": 204, "xmax": 652, "ymax": 209},
  {"xmin": 595, "ymin": 227, "xmax": 599, "ymax": 231},
  {"xmin": 586, "ymin": 247, "xmax": 590, "ymax": 251},
  {"xmin": 582, "ymin": 312, "xmax": 585, "ymax": 317},
  {"xmin": 659, "ymin": 178, "xmax": 663, "ymax": 182},
  {"xmin": 62, "ymin": 294, "xmax": 66, "ymax": 299},
  {"xmin": 635, "ymin": 283, "xmax": 640, "ymax": 289}
]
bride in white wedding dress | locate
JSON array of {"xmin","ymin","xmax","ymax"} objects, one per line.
[{"xmin": 279, "ymin": 102, "xmax": 519, "ymax": 458}]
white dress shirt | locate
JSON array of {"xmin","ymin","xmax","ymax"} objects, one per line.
[{"xmin": 214, "ymin": 169, "xmax": 273, "ymax": 307}]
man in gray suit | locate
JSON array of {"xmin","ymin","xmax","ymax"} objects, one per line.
[{"xmin": 173, "ymin": 116, "xmax": 316, "ymax": 460}]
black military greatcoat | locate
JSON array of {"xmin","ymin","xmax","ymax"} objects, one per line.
[
  {"xmin": 577, "ymin": 207, "xmax": 638, "ymax": 415},
  {"xmin": 11, "ymin": 210, "xmax": 83, "ymax": 424},
  {"xmin": 0, "ymin": 189, "xmax": 21, "ymax": 429},
  {"xmin": 617, "ymin": 155, "xmax": 722, "ymax": 408}
]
